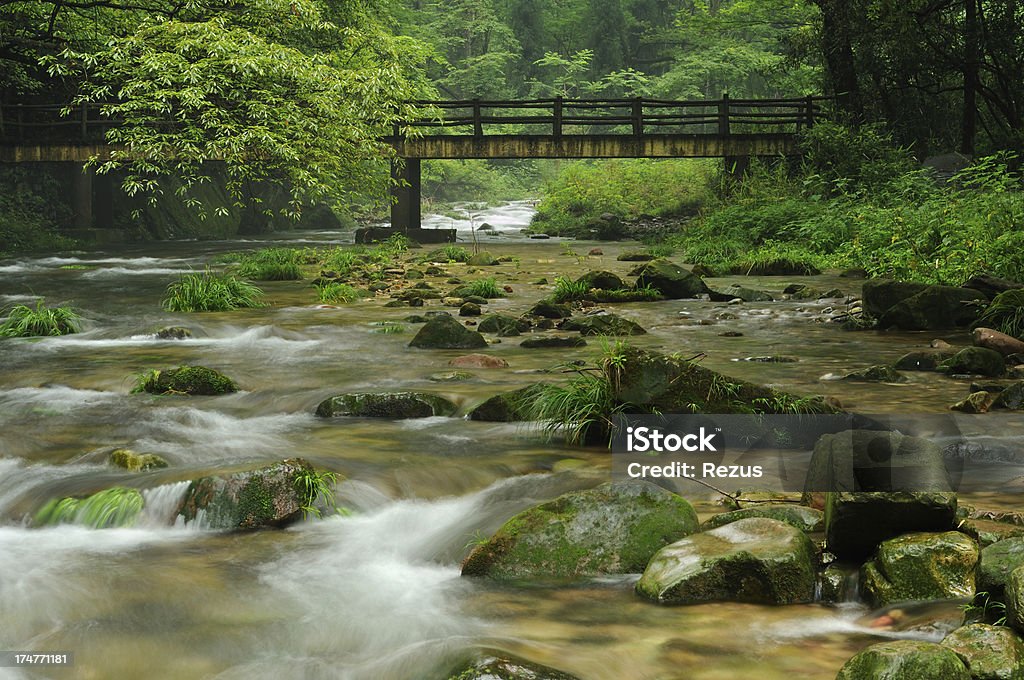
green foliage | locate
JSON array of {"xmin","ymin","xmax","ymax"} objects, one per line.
[
  {"xmin": 0, "ymin": 168, "xmax": 77, "ymax": 256},
  {"xmin": 550, "ymin": 276, "xmax": 590, "ymax": 303},
  {"xmin": 800, "ymin": 122, "xmax": 920, "ymax": 198},
  {"xmin": 162, "ymin": 270, "xmax": 265, "ymax": 312},
  {"xmin": 317, "ymin": 282, "xmax": 362, "ymax": 303},
  {"xmin": 532, "ymin": 160, "xmax": 714, "ymax": 236},
  {"xmin": 425, "ymin": 245, "xmax": 471, "ymax": 263},
  {"xmin": 975, "ymin": 290, "xmax": 1024, "ymax": 339},
  {"xmin": 235, "ymin": 255, "xmax": 304, "ymax": 281},
  {"xmin": 132, "ymin": 365, "xmax": 238, "ymax": 396},
  {"xmin": 0, "ymin": 300, "xmax": 81, "ymax": 337},
  {"xmin": 460, "ymin": 277, "xmax": 504, "ymax": 298},
  {"xmin": 34, "ymin": 487, "xmax": 144, "ymax": 529},
  {"xmin": 293, "ymin": 468, "xmax": 341, "ymax": 519}
]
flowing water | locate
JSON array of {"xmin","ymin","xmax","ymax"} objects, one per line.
[{"xmin": 1, "ymin": 206, "xmax": 1021, "ymax": 679}]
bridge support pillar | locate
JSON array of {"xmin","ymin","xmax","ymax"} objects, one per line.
[
  {"xmin": 390, "ymin": 158, "xmax": 420, "ymax": 231},
  {"xmin": 71, "ymin": 163, "xmax": 93, "ymax": 230},
  {"xmin": 724, "ymin": 155, "xmax": 750, "ymax": 179}
]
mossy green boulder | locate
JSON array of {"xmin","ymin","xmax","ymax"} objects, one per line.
[
  {"xmin": 962, "ymin": 519, "xmax": 1024, "ymax": 548},
  {"xmin": 461, "ymin": 481, "xmax": 699, "ymax": 582},
  {"xmin": 836, "ymin": 640, "xmax": 970, "ymax": 680},
  {"xmin": 176, "ymin": 458, "xmax": 320, "ymax": 530},
  {"xmin": 135, "ymin": 365, "xmax": 237, "ymax": 395},
  {"xmin": 940, "ymin": 347, "xmax": 1006, "ymax": 377},
  {"xmin": 980, "ymin": 538, "xmax": 1024, "ymax": 597},
  {"xmin": 575, "ymin": 270, "xmax": 625, "ymax": 291},
  {"xmin": 825, "ymin": 491, "xmax": 958, "ymax": 559},
  {"xmin": 635, "ymin": 517, "xmax": 817, "ymax": 605},
  {"xmin": 448, "ymin": 656, "xmax": 580, "ymax": 680},
  {"xmin": 315, "ymin": 391, "xmax": 457, "ymax": 418},
  {"xmin": 861, "ymin": 531, "xmax": 979, "ymax": 607},
  {"xmin": 632, "ymin": 258, "xmax": 710, "ymax": 299},
  {"xmin": 700, "ymin": 503, "xmax": 824, "ymax": 533},
  {"xmin": 941, "ymin": 623, "xmax": 1024, "ymax": 680},
  {"xmin": 466, "ymin": 251, "xmax": 498, "ymax": 266},
  {"xmin": 408, "ymin": 315, "xmax": 487, "ymax": 349},
  {"xmin": 467, "ymin": 385, "xmax": 542, "ymax": 422},
  {"xmin": 109, "ymin": 448, "xmax": 169, "ymax": 472},
  {"xmin": 840, "ymin": 365, "xmax": 908, "ymax": 382},
  {"xmin": 559, "ymin": 313, "xmax": 646, "ymax": 336},
  {"xmin": 994, "ymin": 382, "xmax": 1024, "ymax": 410},
  {"xmin": 871, "ymin": 283, "xmax": 987, "ymax": 330},
  {"xmin": 1007, "ymin": 567, "xmax": 1024, "ymax": 634},
  {"xmin": 477, "ymin": 313, "xmax": 530, "ymax": 336}
]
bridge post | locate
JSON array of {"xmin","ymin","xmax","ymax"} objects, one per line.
[
  {"xmin": 553, "ymin": 96, "xmax": 562, "ymax": 139},
  {"xmin": 72, "ymin": 163, "xmax": 93, "ymax": 230},
  {"xmin": 390, "ymin": 157, "xmax": 421, "ymax": 232}
]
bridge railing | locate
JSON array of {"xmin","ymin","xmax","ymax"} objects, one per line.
[
  {"xmin": 396, "ymin": 95, "xmax": 828, "ymax": 138},
  {"xmin": 0, "ymin": 102, "xmax": 115, "ymax": 144}
]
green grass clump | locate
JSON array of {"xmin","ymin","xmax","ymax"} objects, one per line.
[
  {"xmin": 162, "ymin": 270, "xmax": 264, "ymax": 312},
  {"xmin": 34, "ymin": 487, "xmax": 144, "ymax": 528},
  {"xmin": 0, "ymin": 299, "xmax": 81, "ymax": 337},
  {"xmin": 591, "ymin": 285, "xmax": 662, "ymax": 302},
  {"xmin": 459, "ymin": 277, "xmax": 504, "ymax": 299},
  {"xmin": 317, "ymin": 282, "xmax": 361, "ymax": 303},
  {"xmin": 550, "ymin": 276, "xmax": 591, "ymax": 303},
  {"xmin": 236, "ymin": 261, "xmax": 302, "ymax": 281},
  {"xmin": 525, "ymin": 368, "xmax": 622, "ymax": 446},
  {"xmin": 975, "ymin": 289, "xmax": 1024, "ymax": 339},
  {"xmin": 426, "ymin": 245, "xmax": 471, "ymax": 263},
  {"xmin": 293, "ymin": 468, "xmax": 345, "ymax": 518}
]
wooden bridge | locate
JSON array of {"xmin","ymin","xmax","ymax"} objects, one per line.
[{"xmin": 0, "ymin": 96, "xmax": 825, "ymax": 234}]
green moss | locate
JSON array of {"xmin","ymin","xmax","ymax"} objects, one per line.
[
  {"xmin": 236, "ymin": 476, "xmax": 276, "ymax": 528},
  {"xmin": 34, "ymin": 487, "xmax": 144, "ymax": 528},
  {"xmin": 109, "ymin": 448, "xmax": 169, "ymax": 471},
  {"xmin": 134, "ymin": 365, "xmax": 238, "ymax": 395}
]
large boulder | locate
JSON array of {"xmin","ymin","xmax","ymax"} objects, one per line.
[
  {"xmin": 974, "ymin": 327, "xmax": 1024, "ymax": 357},
  {"xmin": 477, "ymin": 314, "xmax": 530, "ymax": 336},
  {"xmin": 520, "ymin": 336, "xmax": 587, "ymax": 349},
  {"xmin": 559, "ymin": 313, "xmax": 646, "ymax": 336},
  {"xmin": 893, "ymin": 350, "xmax": 955, "ymax": 371},
  {"xmin": 700, "ymin": 504, "xmax": 824, "ymax": 533},
  {"xmin": 836, "ymin": 640, "xmax": 970, "ymax": 680},
  {"xmin": 862, "ymin": 280, "xmax": 929, "ymax": 318},
  {"xmin": 135, "ymin": 365, "xmax": 237, "ymax": 395},
  {"xmin": 716, "ymin": 284, "xmax": 774, "ymax": 302},
  {"xmin": 467, "ymin": 385, "xmax": 541, "ymax": 422},
  {"xmin": 825, "ymin": 491, "xmax": 957, "ymax": 559},
  {"xmin": 941, "ymin": 623, "xmax": 1024, "ymax": 680},
  {"xmin": 175, "ymin": 458, "xmax": 322, "ymax": 530},
  {"xmin": 635, "ymin": 517, "xmax": 817, "ymax": 605},
  {"xmin": 940, "ymin": 347, "xmax": 1006, "ymax": 377},
  {"xmin": 315, "ymin": 392, "xmax": 457, "ymax": 418},
  {"xmin": 875, "ymin": 285, "xmax": 987, "ymax": 330},
  {"xmin": 461, "ymin": 481, "xmax": 699, "ymax": 581},
  {"xmin": 994, "ymin": 382, "xmax": 1024, "ymax": 410},
  {"xmin": 528, "ymin": 301, "xmax": 572, "ymax": 319},
  {"xmin": 466, "ymin": 251, "xmax": 499, "ymax": 266},
  {"xmin": 576, "ymin": 270, "xmax": 625, "ymax": 291},
  {"xmin": 633, "ymin": 258, "xmax": 710, "ymax": 299},
  {"xmin": 861, "ymin": 531, "xmax": 979, "ymax": 606},
  {"xmin": 408, "ymin": 315, "xmax": 487, "ymax": 349},
  {"xmin": 979, "ymin": 537, "xmax": 1024, "ymax": 597},
  {"xmin": 966, "ymin": 274, "xmax": 1024, "ymax": 299},
  {"xmin": 1007, "ymin": 567, "xmax": 1024, "ymax": 634}
]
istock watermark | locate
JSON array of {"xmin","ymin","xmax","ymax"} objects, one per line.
[{"xmin": 610, "ymin": 413, "xmax": 1024, "ymax": 494}]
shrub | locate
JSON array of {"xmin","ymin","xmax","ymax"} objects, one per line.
[
  {"xmin": 0, "ymin": 300, "xmax": 81, "ymax": 337},
  {"xmin": 162, "ymin": 270, "xmax": 264, "ymax": 312}
]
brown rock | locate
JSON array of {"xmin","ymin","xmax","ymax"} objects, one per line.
[
  {"xmin": 951, "ymin": 391, "xmax": 996, "ymax": 413},
  {"xmin": 974, "ymin": 327, "xmax": 1024, "ymax": 356},
  {"xmin": 449, "ymin": 354, "xmax": 510, "ymax": 369},
  {"xmin": 588, "ymin": 248, "xmax": 604, "ymax": 256}
]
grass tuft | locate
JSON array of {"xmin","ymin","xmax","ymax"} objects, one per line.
[
  {"xmin": 162, "ymin": 269, "xmax": 264, "ymax": 312},
  {"xmin": 0, "ymin": 299, "xmax": 81, "ymax": 337}
]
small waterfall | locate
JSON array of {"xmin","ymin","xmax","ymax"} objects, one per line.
[
  {"xmin": 844, "ymin": 568, "xmax": 861, "ymax": 603},
  {"xmin": 139, "ymin": 481, "xmax": 192, "ymax": 527}
]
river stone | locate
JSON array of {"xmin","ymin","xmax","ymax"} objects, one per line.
[
  {"xmin": 966, "ymin": 274, "xmax": 1024, "ymax": 298},
  {"xmin": 862, "ymin": 280, "xmax": 930, "ymax": 318},
  {"xmin": 951, "ymin": 391, "xmax": 996, "ymax": 413},
  {"xmin": 716, "ymin": 284, "xmax": 774, "ymax": 302},
  {"xmin": 1007, "ymin": 567, "xmax": 1024, "ymax": 634},
  {"xmin": 109, "ymin": 448, "xmax": 169, "ymax": 472},
  {"xmin": 176, "ymin": 458, "xmax": 318, "ymax": 530},
  {"xmin": 449, "ymin": 656, "xmax": 581, "ymax": 680},
  {"xmin": 961, "ymin": 518, "xmax": 1024, "ymax": 548},
  {"xmin": 520, "ymin": 336, "xmax": 587, "ymax": 349},
  {"xmin": 467, "ymin": 385, "xmax": 542, "ymax": 422},
  {"xmin": 315, "ymin": 392, "xmax": 457, "ymax": 418},
  {"xmin": 449, "ymin": 353, "xmax": 509, "ymax": 369},
  {"xmin": 975, "ymin": 327, "xmax": 1024, "ymax": 357},
  {"xmin": 979, "ymin": 538, "xmax": 1024, "ymax": 597},
  {"xmin": 825, "ymin": 492, "xmax": 957, "ymax": 559},
  {"xmin": 428, "ymin": 371, "xmax": 475, "ymax": 383},
  {"xmin": 461, "ymin": 481, "xmax": 699, "ymax": 581},
  {"xmin": 940, "ymin": 347, "xmax": 1006, "ymax": 377},
  {"xmin": 155, "ymin": 326, "xmax": 192, "ymax": 340},
  {"xmin": 633, "ymin": 258, "xmax": 710, "ymax": 299},
  {"xmin": 993, "ymin": 382, "xmax": 1024, "ymax": 410},
  {"xmin": 576, "ymin": 270, "xmax": 625, "ymax": 291},
  {"xmin": 861, "ymin": 531, "xmax": 979, "ymax": 606},
  {"xmin": 635, "ymin": 517, "xmax": 816, "ymax": 605},
  {"xmin": 408, "ymin": 315, "xmax": 487, "ymax": 349},
  {"xmin": 459, "ymin": 302, "xmax": 482, "ymax": 317},
  {"xmin": 477, "ymin": 314, "xmax": 530, "ymax": 336},
  {"xmin": 820, "ymin": 564, "xmax": 849, "ymax": 603},
  {"xmin": 466, "ymin": 251, "xmax": 498, "ymax": 266},
  {"xmin": 528, "ymin": 301, "xmax": 572, "ymax": 319},
  {"xmin": 894, "ymin": 351, "xmax": 955, "ymax": 371},
  {"xmin": 941, "ymin": 623, "xmax": 1024, "ymax": 680},
  {"xmin": 617, "ymin": 251, "xmax": 654, "ymax": 262},
  {"xmin": 700, "ymin": 503, "xmax": 824, "ymax": 533},
  {"xmin": 836, "ymin": 640, "xmax": 970, "ymax": 680},
  {"xmin": 559, "ymin": 313, "xmax": 646, "ymax": 336},
  {"xmin": 840, "ymin": 365, "xmax": 908, "ymax": 382},
  {"xmin": 876, "ymin": 285, "xmax": 988, "ymax": 330},
  {"xmin": 136, "ymin": 365, "xmax": 237, "ymax": 395}
]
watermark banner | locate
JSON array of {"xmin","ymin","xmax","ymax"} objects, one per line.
[{"xmin": 610, "ymin": 413, "xmax": 1024, "ymax": 493}]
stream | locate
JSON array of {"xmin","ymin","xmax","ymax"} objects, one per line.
[{"xmin": 1, "ymin": 202, "xmax": 1020, "ymax": 679}]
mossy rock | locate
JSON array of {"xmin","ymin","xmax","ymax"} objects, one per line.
[
  {"xmin": 836, "ymin": 640, "xmax": 970, "ymax": 680},
  {"xmin": 861, "ymin": 531, "xmax": 979, "ymax": 607},
  {"xmin": 876, "ymin": 285, "xmax": 988, "ymax": 331},
  {"xmin": 700, "ymin": 503, "xmax": 823, "ymax": 533},
  {"xmin": 528, "ymin": 301, "xmax": 572, "ymax": 319},
  {"xmin": 466, "ymin": 252, "xmax": 499, "ymax": 266},
  {"xmin": 447, "ymin": 655, "xmax": 581, "ymax": 680},
  {"xmin": 840, "ymin": 365, "xmax": 908, "ymax": 382},
  {"xmin": 635, "ymin": 517, "xmax": 817, "ymax": 605},
  {"xmin": 994, "ymin": 382, "xmax": 1024, "ymax": 410},
  {"xmin": 315, "ymin": 391, "xmax": 457, "ymax": 418},
  {"xmin": 951, "ymin": 391, "xmax": 996, "ymax": 413},
  {"xmin": 824, "ymin": 490, "xmax": 957, "ymax": 560},
  {"xmin": 941, "ymin": 623, "xmax": 1024, "ymax": 680},
  {"xmin": 862, "ymin": 279, "xmax": 931, "ymax": 318},
  {"xmin": 459, "ymin": 302, "xmax": 482, "ymax": 317},
  {"xmin": 519, "ymin": 336, "xmax": 587, "ymax": 349},
  {"xmin": 979, "ymin": 538, "xmax": 1024, "ymax": 597},
  {"xmin": 461, "ymin": 481, "xmax": 699, "ymax": 582},
  {"xmin": 716, "ymin": 284, "xmax": 774, "ymax": 302},
  {"xmin": 729, "ymin": 258, "xmax": 820, "ymax": 276},
  {"xmin": 136, "ymin": 365, "xmax": 238, "ymax": 395},
  {"xmin": 467, "ymin": 385, "xmax": 542, "ymax": 422},
  {"xmin": 154, "ymin": 326, "xmax": 192, "ymax": 340},
  {"xmin": 1008, "ymin": 567, "xmax": 1024, "ymax": 634},
  {"xmin": 617, "ymin": 251, "xmax": 654, "ymax": 262},
  {"xmin": 109, "ymin": 448, "xmax": 169, "ymax": 472},
  {"xmin": 559, "ymin": 313, "xmax": 646, "ymax": 336},
  {"xmin": 632, "ymin": 258, "xmax": 710, "ymax": 299},
  {"xmin": 408, "ymin": 315, "xmax": 487, "ymax": 350},
  {"xmin": 575, "ymin": 270, "xmax": 625, "ymax": 291},
  {"xmin": 478, "ymin": 314, "xmax": 530, "ymax": 336},
  {"xmin": 175, "ymin": 458, "xmax": 321, "ymax": 530},
  {"xmin": 961, "ymin": 518, "xmax": 1024, "ymax": 548},
  {"xmin": 940, "ymin": 347, "xmax": 1007, "ymax": 377},
  {"xmin": 428, "ymin": 371, "xmax": 475, "ymax": 383},
  {"xmin": 819, "ymin": 564, "xmax": 850, "ymax": 603}
]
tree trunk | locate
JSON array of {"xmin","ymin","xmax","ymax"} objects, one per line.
[
  {"xmin": 961, "ymin": 0, "xmax": 978, "ymax": 154},
  {"xmin": 813, "ymin": 0, "xmax": 862, "ymax": 119}
]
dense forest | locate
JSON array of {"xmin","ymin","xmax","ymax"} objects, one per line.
[{"xmin": 1, "ymin": 0, "xmax": 1023, "ymax": 282}]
